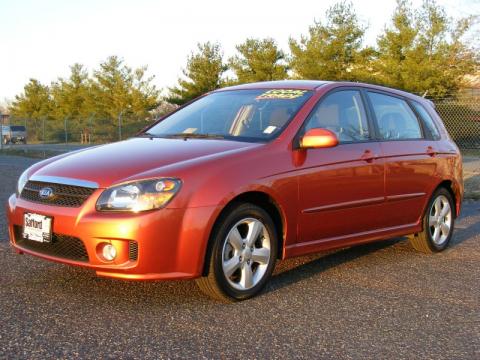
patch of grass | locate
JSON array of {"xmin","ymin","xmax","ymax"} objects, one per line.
[
  {"xmin": 464, "ymin": 172, "xmax": 480, "ymax": 200},
  {"xmin": 461, "ymin": 149, "xmax": 480, "ymax": 158}
]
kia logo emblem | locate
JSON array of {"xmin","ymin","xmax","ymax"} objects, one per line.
[{"xmin": 39, "ymin": 187, "xmax": 54, "ymax": 199}]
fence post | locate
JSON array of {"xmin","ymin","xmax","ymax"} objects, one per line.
[
  {"xmin": 42, "ymin": 117, "xmax": 45, "ymax": 145},
  {"xmin": 64, "ymin": 117, "xmax": 68, "ymax": 145},
  {"xmin": 0, "ymin": 118, "xmax": 3, "ymax": 150},
  {"xmin": 118, "ymin": 111, "xmax": 122, "ymax": 141},
  {"xmin": 89, "ymin": 113, "xmax": 94, "ymax": 144}
]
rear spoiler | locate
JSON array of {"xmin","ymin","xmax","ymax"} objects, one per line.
[{"xmin": 421, "ymin": 90, "xmax": 435, "ymax": 108}]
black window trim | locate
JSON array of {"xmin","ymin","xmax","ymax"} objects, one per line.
[
  {"xmin": 293, "ymin": 86, "xmax": 376, "ymax": 148},
  {"xmin": 363, "ymin": 89, "xmax": 427, "ymax": 142},
  {"xmin": 408, "ymin": 99, "xmax": 442, "ymax": 141}
]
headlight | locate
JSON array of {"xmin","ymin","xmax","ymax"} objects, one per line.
[
  {"xmin": 17, "ymin": 169, "xmax": 29, "ymax": 196},
  {"xmin": 96, "ymin": 178, "xmax": 181, "ymax": 212}
]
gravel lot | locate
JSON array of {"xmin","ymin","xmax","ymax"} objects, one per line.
[{"xmin": 0, "ymin": 155, "xmax": 479, "ymax": 359}]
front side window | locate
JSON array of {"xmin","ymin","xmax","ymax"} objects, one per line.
[
  {"xmin": 411, "ymin": 101, "xmax": 441, "ymax": 140},
  {"xmin": 368, "ymin": 92, "xmax": 423, "ymax": 140},
  {"xmin": 304, "ymin": 90, "xmax": 370, "ymax": 143},
  {"xmin": 146, "ymin": 89, "xmax": 313, "ymax": 142}
]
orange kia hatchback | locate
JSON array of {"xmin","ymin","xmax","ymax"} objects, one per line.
[{"xmin": 7, "ymin": 81, "xmax": 463, "ymax": 301}]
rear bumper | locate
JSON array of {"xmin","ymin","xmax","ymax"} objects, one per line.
[{"xmin": 7, "ymin": 193, "xmax": 219, "ymax": 280}]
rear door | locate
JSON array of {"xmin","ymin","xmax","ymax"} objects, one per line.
[
  {"xmin": 296, "ymin": 89, "xmax": 385, "ymax": 246},
  {"xmin": 365, "ymin": 91, "xmax": 438, "ymax": 227}
]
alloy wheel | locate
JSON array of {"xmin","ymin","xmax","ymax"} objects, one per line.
[
  {"xmin": 428, "ymin": 195, "xmax": 452, "ymax": 246},
  {"xmin": 221, "ymin": 218, "xmax": 271, "ymax": 291}
]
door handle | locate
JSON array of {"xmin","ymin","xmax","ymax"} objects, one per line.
[
  {"xmin": 426, "ymin": 146, "xmax": 437, "ymax": 157},
  {"xmin": 360, "ymin": 150, "xmax": 377, "ymax": 163}
]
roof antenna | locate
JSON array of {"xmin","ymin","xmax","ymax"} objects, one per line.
[{"xmin": 422, "ymin": 90, "xmax": 428, "ymax": 98}]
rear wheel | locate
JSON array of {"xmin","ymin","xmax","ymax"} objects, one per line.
[
  {"xmin": 409, "ymin": 187, "xmax": 455, "ymax": 253},
  {"xmin": 196, "ymin": 203, "xmax": 277, "ymax": 302}
]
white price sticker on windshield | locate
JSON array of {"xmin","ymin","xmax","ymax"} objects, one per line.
[
  {"xmin": 183, "ymin": 128, "xmax": 197, "ymax": 134},
  {"xmin": 263, "ymin": 126, "xmax": 277, "ymax": 134}
]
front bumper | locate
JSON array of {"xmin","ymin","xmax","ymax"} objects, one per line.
[{"xmin": 7, "ymin": 192, "xmax": 219, "ymax": 280}]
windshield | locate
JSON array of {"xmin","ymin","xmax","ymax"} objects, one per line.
[
  {"xmin": 11, "ymin": 126, "xmax": 26, "ymax": 132},
  {"xmin": 145, "ymin": 89, "xmax": 313, "ymax": 142}
]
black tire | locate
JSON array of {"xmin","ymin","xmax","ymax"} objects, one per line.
[
  {"xmin": 409, "ymin": 187, "xmax": 455, "ymax": 253},
  {"xmin": 196, "ymin": 203, "xmax": 278, "ymax": 302}
]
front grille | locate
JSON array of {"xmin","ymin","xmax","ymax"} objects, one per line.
[
  {"xmin": 20, "ymin": 181, "xmax": 95, "ymax": 207},
  {"xmin": 129, "ymin": 241, "xmax": 138, "ymax": 261},
  {"xmin": 14, "ymin": 225, "xmax": 89, "ymax": 262}
]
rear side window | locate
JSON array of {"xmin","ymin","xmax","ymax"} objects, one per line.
[
  {"xmin": 411, "ymin": 101, "xmax": 441, "ymax": 140},
  {"xmin": 304, "ymin": 90, "xmax": 370, "ymax": 143},
  {"xmin": 368, "ymin": 92, "xmax": 423, "ymax": 140}
]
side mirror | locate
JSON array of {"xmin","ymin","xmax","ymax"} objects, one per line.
[{"xmin": 299, "ymin": 128, "xmax": 339, "ymax": 149}]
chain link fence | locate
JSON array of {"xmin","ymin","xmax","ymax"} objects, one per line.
[
  {"xmin": 2, "ymin": 115, "xmax": 154, "ymax": 146},
  {"xmin": 433, "ymin": 96, "xmax": 480, "ymax": 150}
]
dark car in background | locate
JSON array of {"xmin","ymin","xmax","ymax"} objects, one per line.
[{"xmin": 1, "ymin": 125, "xmax": 27, "ymax": 144}]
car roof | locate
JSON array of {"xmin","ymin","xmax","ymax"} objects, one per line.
[
  {"xmin": 337, "ymin": 81, "xmax": 434, "ymax": 107},
  {"xmin": 215, "ymin": 80, "xmax": 433, "ymax": 107},
  {"xmin": 217, "ymin": 80, "xmax": 330, "ymax": 91}
]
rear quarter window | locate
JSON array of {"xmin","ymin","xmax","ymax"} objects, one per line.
[{"xmin": 410, "ymin": 101, "xmax": 441, "ymax": 140}]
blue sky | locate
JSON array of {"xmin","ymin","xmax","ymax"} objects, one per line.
[{"xmin": 0, "ymin": 0, "xmax": 478, "ymax": 103}]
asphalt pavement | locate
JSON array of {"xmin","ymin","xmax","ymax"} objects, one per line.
[{"xmin": 0, "ymin": 155, "xmax": 479, "ymax": 359}]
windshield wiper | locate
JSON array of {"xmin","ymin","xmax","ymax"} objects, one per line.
[
  {"xmin": 136, "ymin": 132, "xmax": 160, "ymax": 138},
  {"xmin": 164, "ymin": 133, "xmax": 226, "ymax": 140}
]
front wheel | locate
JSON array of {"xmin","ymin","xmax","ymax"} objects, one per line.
[
  {"xmin": 196, "ymin": 203, "xmax": 278, "ymax": 302},
  {"xmin": 409, "ymin": 187, "xmax": 455, "ymax": 253}
]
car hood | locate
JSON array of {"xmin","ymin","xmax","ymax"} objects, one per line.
[{"xmin": 31, "ymin": 137, "xmax": 261, "ymax": 188}]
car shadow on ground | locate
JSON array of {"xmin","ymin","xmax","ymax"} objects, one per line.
[
  {"xmin": 449, "ymin": 206, "xmax": 480, "ymax": 248},
  {"xmin": 265, "ymin": 209, "xmax": 480, "ymax": 296},
  {"xmin": 14, "ymin": 238, "xmax": 404, "ymax": 306},
  {"xmin": 265, "ymin": 238, "xmax": 401, "ymax": 295}
]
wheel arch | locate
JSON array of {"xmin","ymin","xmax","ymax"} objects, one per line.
[
  {"xmin": 434, "ymin": 179, "xmax": 461, "ymax": 218},
  {"xmin": 201, "ymin": 190, "xmax": 286, "ymax": 276}
]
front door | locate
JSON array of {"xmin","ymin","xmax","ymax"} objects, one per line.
[{"xmin": 296, "ymin": 89, "xmax": 385, "ymax": 248}]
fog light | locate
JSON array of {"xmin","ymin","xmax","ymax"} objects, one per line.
[{"xmin": 102, "ymin": 244, "xmax": 117, "ymax": 261}]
